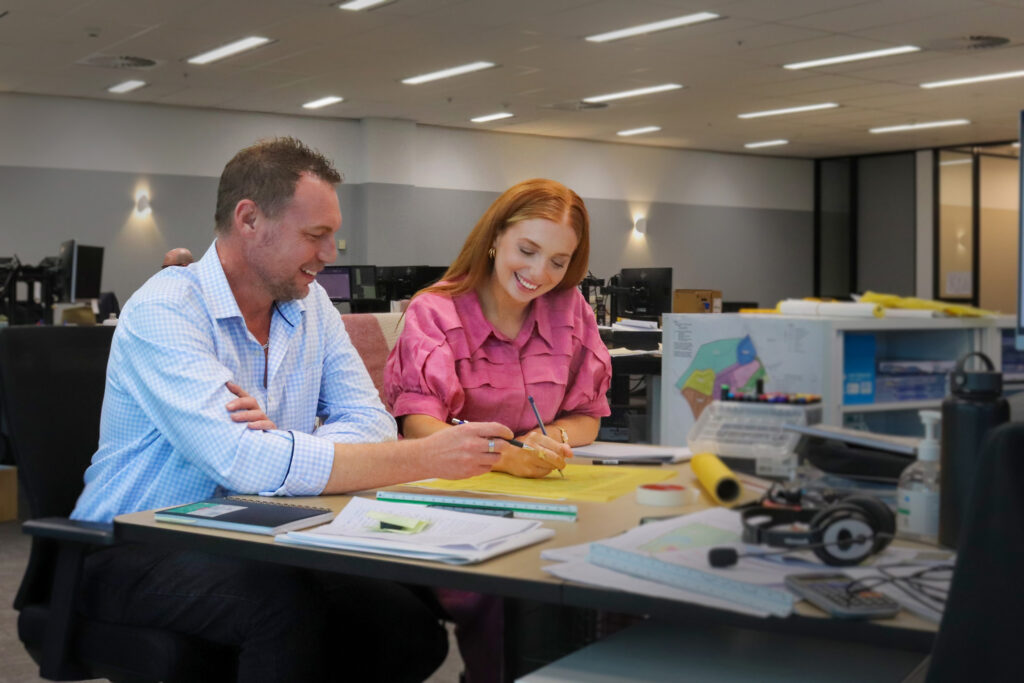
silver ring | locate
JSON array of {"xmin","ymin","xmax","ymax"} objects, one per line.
[{"xmin": 488, "ymin": 439, "xmax": 495, "ymax": 453}]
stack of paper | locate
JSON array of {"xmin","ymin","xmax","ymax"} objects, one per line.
[
  {"xmin": 572, "ymin": 441, "xmax": 692, "ymax": 463},
  {"xmin": 277, "ymin": 496, "xmax": 554, "ymax": 565}
]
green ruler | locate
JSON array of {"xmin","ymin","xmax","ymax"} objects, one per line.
[{"xmin": 375, "ymin": 491, "xmax": 578, "ymax": 521}]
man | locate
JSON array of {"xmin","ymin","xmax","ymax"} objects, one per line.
[
  {"xmin": 161, "ymin": 246, "xmax": 194, "ymax": 267},
  {"xmin": 72, "ymin": 137, "xmax": 513, "ymax": 682}
]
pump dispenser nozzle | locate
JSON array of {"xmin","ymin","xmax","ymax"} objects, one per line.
[{"xmin": 918, "ymin": 410, "xmax": 941, "ymax": 462}]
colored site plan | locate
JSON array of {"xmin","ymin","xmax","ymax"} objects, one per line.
[{"xmin": 674, "ymin": 335, "xmax": 765, "ymax": 420}]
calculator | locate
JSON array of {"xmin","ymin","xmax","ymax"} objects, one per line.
[{"xmin": 784, "ymin": 572, "xmax": 900, "ymax": 620}]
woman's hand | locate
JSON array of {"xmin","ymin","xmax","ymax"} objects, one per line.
[
  {"xmin": 225, "ymin": 381, "xmax": 277, "ymax": 431},
  {"xmin": 492, "ymin": 431, "xmax": 569, "ymax": 478}
]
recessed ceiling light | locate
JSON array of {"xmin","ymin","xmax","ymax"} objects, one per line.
[
  {"xmin": 303, "ymin": 96, "xmax": 344, "ymax": 109},
  {"xmin": 744, "ymin": 139, "xmax": 789, "ymax": 149},
  {"xmin": 617, "ymin": 126, "xmax": 661, "ymax": 137},
  {"xmin": 1014, "ymin": 142, "xmax": 1021, "ymax": 148},
  {"xmin": 583, "ymin": 83, "xmax": 683, "ymax": 103},
  {"xmin": 784, "ymin": 45, "xmax": 919, "ymax": 70},
  {"xmin": 187, "ymin": 37, "xmax": 272, "ymax": 65},
  {"xmin": 108, "ymin": 79, "xmax": 146, "ymax": 94},
  {"xmin": 920, "ymin": 69, "xmax": 1024, "ymax": 89},
  {"xmin": 869, "ymin": 119, "xmax": 970, "ymax": 134},
  {"xmin": 738, "ymin": 102, "xmax": 839, "ymax": 119},
  {"xmin": 401, "ymin": 61, "xmax": 496, "ymax": 85},
  {"xmin": 338, "ymin": 0, "xmax": 390, "ymax": 10},
  {"xmin": 585, "ymin": 12, "xmax": 721, "ymax": 43},
  {"xmin": 470, "ymin": 112, "xmax": 514, "ymax": 123}
]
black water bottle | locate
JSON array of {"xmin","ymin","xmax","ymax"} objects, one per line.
[{"xmin": 939, "ymin": 351, "xmax": 1009, "ymax": 548}]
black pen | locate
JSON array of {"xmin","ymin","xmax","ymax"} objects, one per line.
[{"xmin": 591, "ymin": 458, "xmax": 665, "ymax": 466}]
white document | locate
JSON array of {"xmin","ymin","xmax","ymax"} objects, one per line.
[
  {"xmin": 276, "ymin": 496, "xmax": 554, "ymax": 565},
  {"xmin": 572, "ymin": 441, "xmax": 691, "ymax": 463}
]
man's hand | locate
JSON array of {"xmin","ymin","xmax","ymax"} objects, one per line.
[
  {"xmin": 225, "ymin": 381, "xmax": 277, "ymax": 431},
  {"xmin": 422, "ymin": 421, "xmax": 510, "ymax": 480},
  {"xmin": 492, "ymin": 431, "xmax": 569, "ymax": 478}
]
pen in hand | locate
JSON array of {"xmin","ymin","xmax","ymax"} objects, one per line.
[
  {"xmin": 451, "ymin": 417, "xmax": 564, "ymax": 477},
  {"xmin": 526, "ymin": 397, "xmax": 565, "ymax": 479}
]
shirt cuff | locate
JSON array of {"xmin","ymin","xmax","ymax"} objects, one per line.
[
  {"xmin": 390, "ymin": 392, "xmax": 450, "ymax": 423},
  {"xmin": 263, "ymin": 430, "xmax": 334, "ymax": 496}
]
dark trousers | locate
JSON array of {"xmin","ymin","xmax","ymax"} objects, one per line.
[{"xmin": 79, "ymin": 544, "xmax": 448, "ymax": 683}]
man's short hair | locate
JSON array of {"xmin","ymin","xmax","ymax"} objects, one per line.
[{"xmin": 214, "ymin": 137, "xmax": 343, "ymax": 234}]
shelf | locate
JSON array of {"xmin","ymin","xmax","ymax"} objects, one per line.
[{"xmin": 841, "ymin": 399, "xmax": 942, "ymax": 413}]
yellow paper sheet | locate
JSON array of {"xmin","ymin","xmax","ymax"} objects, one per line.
[{"xmin": 407, "ymin": 463, "xmax": 678, "ymax": 503}]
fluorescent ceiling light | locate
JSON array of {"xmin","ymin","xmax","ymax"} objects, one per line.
[
  {"xmin": 302, "ymin": 96, "xmax": 344, "ymax": 109},
  {"xmin": 583, "ymin": 83, "xmax": 683, "ymax": 103},
  {"xmin": 869, "ymin": 119, "xmax": 970, "ymax": 134},
  {"xmin": 470, "ymin": 112, "xmax": 514, "ymax": 123},
  {"xmin": 617, "ymin": 126, "xmax": 661, "ymax": 137},
  {"xmin": 401, "ymin": 61, "xmax": 496, "ymax": 85},
  {"xmin": 738, "ymin": 102, "xmax": 838, "ymax": 119},
  {"xmin": 920, "ymin": 69, "xmax": 1024, "ymax": 89},
  {"xmin": 939, "ymin": 158, "xmax": 972, "ymax": 166},
  {"xmin": 338, "ymin": 0, "xmax": 390, "ymax": 9},
  {"xmin": 784, "ymin": 45, "xmax": 919, "ymax": 70},
  {"xmin": 108, "ymin": 79, "xmax": 146, "ymax": 94},
  {"xmin": 744, "ymin": 139, "xmax": 789, "ymax": 149},
  {"xmin": 585, "ymin": 12, "xmax": 720, "ymax": 43},
  {"xmin": 187, "ymin": 37, "xmax": 272, "ymax": 65}
]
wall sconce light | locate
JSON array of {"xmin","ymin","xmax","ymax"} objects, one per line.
[
  {"xmin": 134, "ymin": 190, "xmax": 152, "ymax": 217},
  {"xmin": 633, "ymin": 216, "xmax": 647, "ymax": 235}
]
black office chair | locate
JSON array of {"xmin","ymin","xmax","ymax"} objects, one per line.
[
  {"xmin": 925, "ymin": 420, "xmax": 1024, "ymax": 682},
  {"xmin": 1, "ymin": 326, "xmax": 236, "ymax": 682}
]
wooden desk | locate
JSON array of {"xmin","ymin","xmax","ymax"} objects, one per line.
[{"xmin": 114, "ymin": 463, "xmax": 937, "ymax": 656}]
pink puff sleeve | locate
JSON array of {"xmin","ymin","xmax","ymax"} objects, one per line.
[
  {"xmin": 383, "ymin": 294, "xmax": 465, "ymax": 422},
  {"xmin": 558, "ymin": 290, "xmax": 612, "ymax": 419}
]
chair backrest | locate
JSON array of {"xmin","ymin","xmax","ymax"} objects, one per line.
[
  {"xmin": 341, "ymin": 312, "xmax": 405, "ymax": 404},
  {"xmin": 926, "ymin": 420, "xmax": 1024, "ymax": 681},
  {"xmin": 0, "ymin": 325, "xmax": 114, "ymax": 519}
]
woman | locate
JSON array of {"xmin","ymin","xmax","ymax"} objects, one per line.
[
  {"xmin": 383, "ymin": 178, "xmax": 611, "ymax": 683},
  {"xmin": 384, "ymin": 178, "xmax": 611, "ymax": 477}
]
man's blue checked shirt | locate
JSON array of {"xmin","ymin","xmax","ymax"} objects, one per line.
[{"xmin": 72, "ymin": 241, "xmax": 396, "ymax": 523}]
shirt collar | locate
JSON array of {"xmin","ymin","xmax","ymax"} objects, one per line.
[
  {"xmin": 196, "ymin": 239, "xmax": 306, "ymax": 326},
  {"xmin": 454, "ymin": 288, "xmax": 554, "ymax": 354}
]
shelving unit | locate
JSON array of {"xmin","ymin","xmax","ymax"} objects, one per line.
[{"xmin": 660, "ymin": 313, "xmax": 1012, "ymax": 445}]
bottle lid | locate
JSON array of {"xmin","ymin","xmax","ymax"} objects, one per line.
[{"xmin": 951, "ymin": 352, "xmax": 1002, "ymax": 398}]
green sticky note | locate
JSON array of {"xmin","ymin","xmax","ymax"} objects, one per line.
[{"xmin": 366, "ymin": 511, "xmax": 429, "ymax": 534}]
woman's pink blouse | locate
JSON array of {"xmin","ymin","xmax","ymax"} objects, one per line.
[{"xmin": 384, "ymin": 287, "xmax": 611, "ymax": 436}]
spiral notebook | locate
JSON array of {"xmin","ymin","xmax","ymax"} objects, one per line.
[{"xmin": 154, "ymin": 496, "xmax": 334, "ymax": 535}]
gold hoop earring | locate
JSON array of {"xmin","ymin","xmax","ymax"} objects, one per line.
[{"xmin": 488, "ymin": 247, "xmax": 496, "ymax": 259}]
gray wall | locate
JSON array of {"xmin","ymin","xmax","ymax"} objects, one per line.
[
  {"xmin": 857, "ymin": 154, "xmax": 917, "ymax": 295},
  {"xmin": 2, "ymin": 169, "xmax": 813, "ymax": 310}
]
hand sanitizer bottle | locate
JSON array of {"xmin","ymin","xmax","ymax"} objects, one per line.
[{"xmin": 897, "ymin": 410, "xmax": 941, "ymax": 544}]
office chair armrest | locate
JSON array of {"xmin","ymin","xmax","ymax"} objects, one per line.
[{"xmin": 22, "ymin": 517, "xmax": 115, "ymax": 545}]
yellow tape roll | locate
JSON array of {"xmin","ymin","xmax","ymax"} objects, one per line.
[{"xmin": 691, "ymin": 453, "xmax": 742, "ymax": 506}]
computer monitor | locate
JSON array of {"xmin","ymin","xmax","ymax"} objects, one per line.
[
  {"xmin": 315, "ymin": 266, "xmax": 351, "ymax": 302},
  {"xmin": 56, "ymin": 240, "xmax": 104, "ymax": 302},
  {"xmin": 614, "ymin": 268, "xmax": 673, "ymax": 322},
  {"xmin": 349, "ymin": 265, "xmax": 378, "ymax": 300},
  {"xmin": 376, "ymin": 265, "xmax": 448, "ymax": 301}
]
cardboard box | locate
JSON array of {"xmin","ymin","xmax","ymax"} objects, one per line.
[
  {"xmin": 0, "ymin": 465, "xmax": 16, "ymax": 522},
  {"xmin": 673, "ymin": 289, "xmax": 722, "ymax": 314}
]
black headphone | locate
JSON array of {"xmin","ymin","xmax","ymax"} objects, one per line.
[{"xmin": 739, "ymin": 495, "xmax": 895, "ymax": 567}]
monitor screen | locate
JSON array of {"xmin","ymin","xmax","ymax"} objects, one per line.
[
  {"xmin": 56, "ymin": 240, "xmax": 104, "ymax": 301},
  {"xmin": 615, "ymin": 267, "xmax": 673, "ymax": 322},
  {"xmin": 349, "ymin": 265, "xmax": 378, "ymax": 300},
  {"xmin": 316, "ymin": 266, "xmax": 351, "ymax": 301},
  {"xmin": 376, "ymin": 265, "xmax": 447, "ymax": 301}
]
